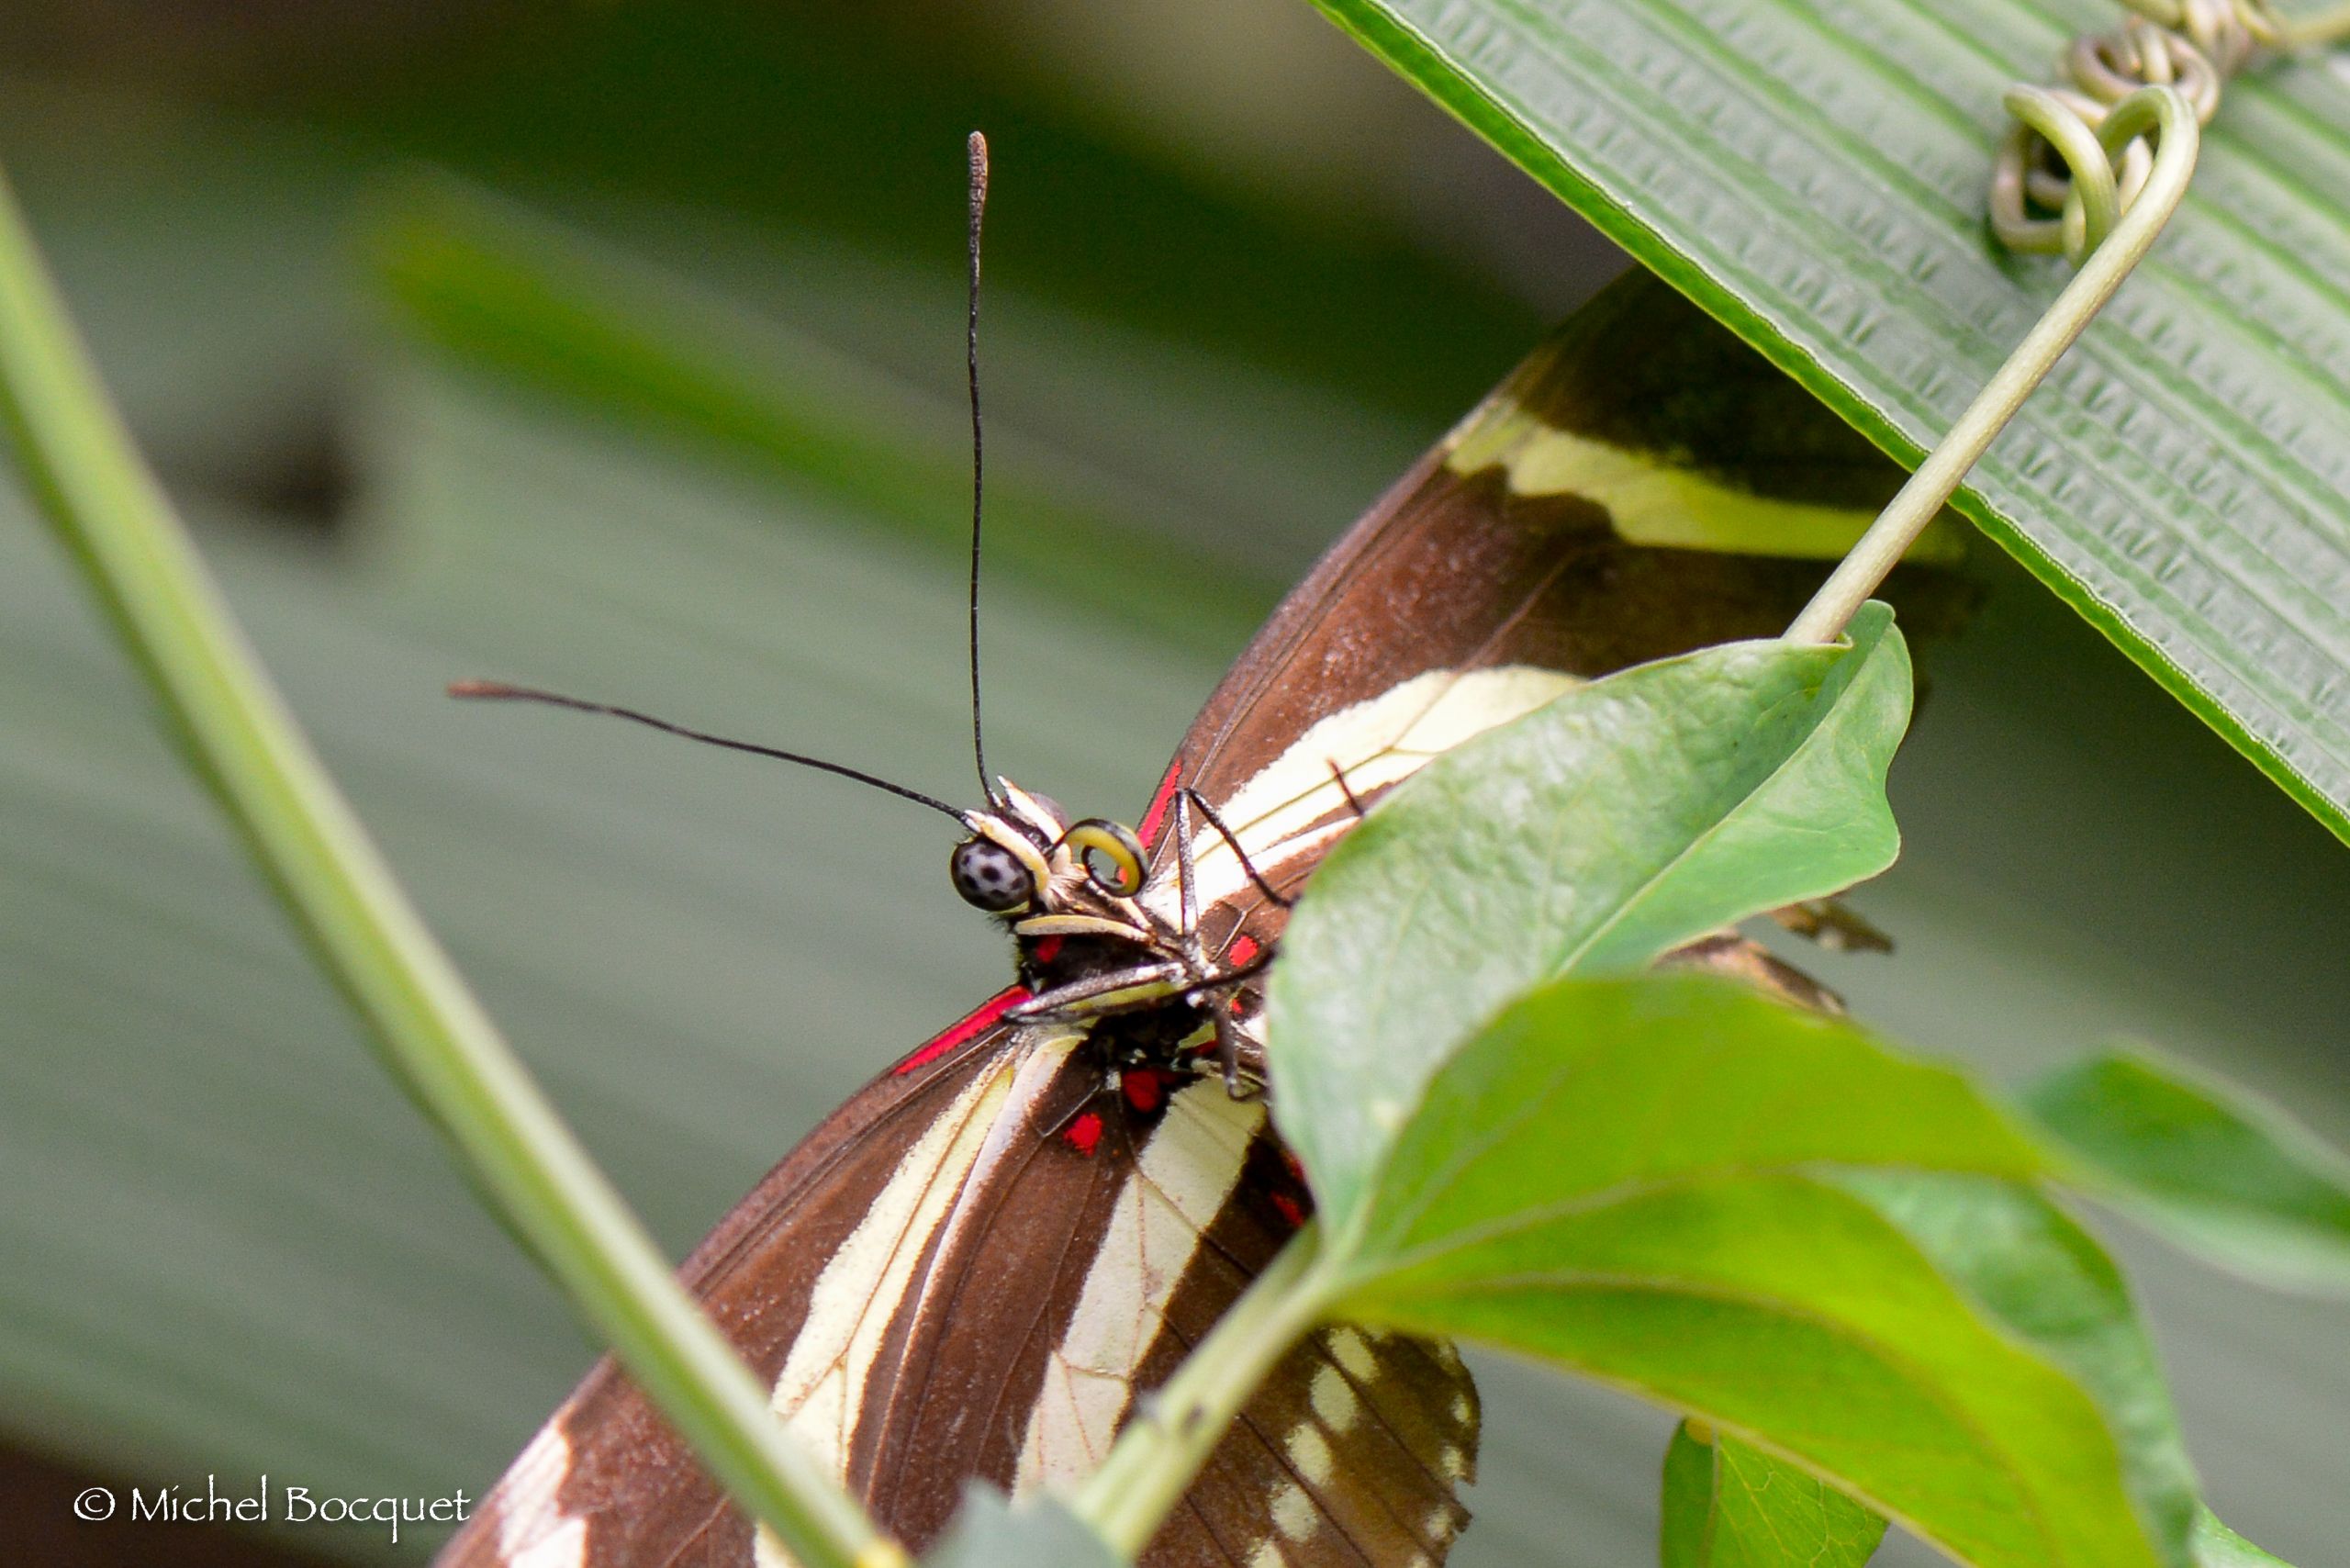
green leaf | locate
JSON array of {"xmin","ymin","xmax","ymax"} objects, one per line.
[
  {"xmin": 924, "ymin": 1489, "xmax": 1128, "ymax": 1568},
  {"xmin": 1823, "ymin": 1171, "xmax": 2199, "ymax": 1567},
  {"xmin": 1305, "ymin": 0, "xmax": 2350, "ymax": 846},
  {"xmin": 1268, "ymin": 603, "xmax": 1909, "ymax": 1230},
  {"xmin": 1330, "ymin": 974, "xmax": 2047, "ymax": 1278},
  {"xmin": 1661, "ymin": 1421, "xmax": 1886, "ymax": 1568},
  {"xmin": 1312, "ymin": 973, "xmax": 2192, "ymax": 1568},
  {"xmin": 2023, "ymin": 1051, "xmax": 2350, "ymax": 1297},
  {"xmin": 2195, "ymin": 1508, "xmax": 2299, "ymax": 1568}
]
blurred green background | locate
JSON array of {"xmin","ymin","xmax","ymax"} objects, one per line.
[{"xmin": 1, "ymin": 3, "xmax": 2344, "ymax": 1564}]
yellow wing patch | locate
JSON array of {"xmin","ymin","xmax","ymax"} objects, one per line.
[{"xmin": 1448, "ymin": 401, "xmax": 1963, "ymax": 564}]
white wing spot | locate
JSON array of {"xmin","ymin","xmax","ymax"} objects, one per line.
[
  {"xmin": 1422, "ymin": 1503, "xmax": 1458, "ymax": 1540},
  {"xmin": 1248, "ymin": 1541, "xmax": 1287, "ymax": 1568},
  {"xmin": 1449, "ymin": 1392, "xmax": 1472, "ymax": 1427},
  {"xmin": 1308, "ymin": 1364, "xmax": 1360, "ymax": 1433},
  {"xmin": 1271, "ymin": 1482, "xmax": 1317, "ymax": 1542},
  {"xmin": 1286, "ymin": 1422, "xmax": 1334, "ymax": 1486},
  {"xmin": 496, "ymin": 1425, "xmax": 587, "ymax": 1568},
  {"xmin": 1438, "ymin": 1444, "xmax": 1468, "ymax": 1482},
  {"xmin": 1327, "ymin": 1327, "xmax": 1378, "ymax": 1383}
]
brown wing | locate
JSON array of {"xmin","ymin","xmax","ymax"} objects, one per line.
[
  {"xmin": 856, "ymin": 1069, "xmax": 1473, "ymax": 1568},
  {"xmin": 442, "ymin": 999, "xmax": 1467, "ymax": 1568},
  {"xmin": 1125, "ymin": 1133, "xmax": 1477, "ymax": 1568},
  {"xmin": 1143, "ymin": 269, "xmax": 1962, "ymax": 963},
  {"xmin": 441, "ymin": 994, "xmax": 1036, "ymax": 1567}
]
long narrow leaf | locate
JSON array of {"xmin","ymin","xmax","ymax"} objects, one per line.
[{"xmin": 1308, "ymin": 0, "xmax": 2350, "ymax": 845}]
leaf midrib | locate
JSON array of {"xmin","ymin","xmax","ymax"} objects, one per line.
[{"xmin": 1551, "ymin": 675, "xmax": 1845, "ymax": 973}]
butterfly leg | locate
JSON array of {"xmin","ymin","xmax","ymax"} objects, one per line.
[
  {"xmin": 1179, "ymin": 788, "xmax": 1293, "ymax": 909},
  {"xmin": 1169, "ymin": 789, "xmax": 1216, "ymax": 982},
  {"xmin": 1209, "ymin": 994, "xmax": 1267, "ymax": 1099},
  {"xmin": 1012, "ymin": 960, "xmax": 1189, "ymax": 1021},
  {"xmin": 1326, "ymin": 756, "xmax": 1370, "ymax": 820}
]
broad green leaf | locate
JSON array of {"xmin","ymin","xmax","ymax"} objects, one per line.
[
  {"xmin": 1825, "ymin": 1171, "xmax": 2199, "ymax": 1567},
  {"xmin": 924, "ymin": 1490, "xmax": 1127, "ymax": 1568},
  {"xmin": 2195, "ymin": 1509, "xmax": 2299, "ymax": 1567},
  {"xmin": 1314, "ymin": 973, "xmax": 2188, "ymax": 1568},
  {"xmin": 1329, "ymin": 973, "xmax": 2045, "ymax": 1275},
  {"xmin": 2024, "ymin": 1051, "xmax": 2350, "ymax": 1297},
  {"xmin": 1306, "ymin": 0, "xmax": 2350, "ymax": 846},
  {"xmin": 1268, "ymin": 604, "xmax": 1908, "ymax": 1227},
  {"xmin": 1661, "ymin": 1421, "xmax": 1886, "ymax": 1568}
]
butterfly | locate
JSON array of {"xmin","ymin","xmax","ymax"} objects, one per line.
[{"xmin": 440, "ymin": 140, "xmax": 1952, "ymax": 1568}]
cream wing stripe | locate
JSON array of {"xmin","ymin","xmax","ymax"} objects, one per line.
[
  {"xmin": 1442, "ymin": 405, "xmax": 1964, "ymax": 564},
  {"xmin": 1145, "ymin": 666, "xmax": 1578, "ymax": 922},
  {"xmin": 494, "ymin": 1424, "xmax": 588, "ymax": 1568},
  {"xmin": 751, "ymin": 1048, "xmax": 1023, "ymax": 1568},
  {"xmin": 1013, "ymin": 1081, "xmax": 1266, "ymax": 1490}
]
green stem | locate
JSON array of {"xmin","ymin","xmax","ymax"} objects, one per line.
[
  {"xmin": 1785, "ymin": 85, "xmax": 2199, "ymax": 644},
  {"xmin": 1071, "ymin": 1226, "xmax": 1333, "ymax": 1558},
  {"xmin": 0, "ymin": 166, "xmax": 894, "ymax": 1568}
]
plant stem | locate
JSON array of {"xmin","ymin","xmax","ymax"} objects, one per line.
[
  {"xmin": 1785, "ymin": 86, "xmax": 2199, "ymax": 644},
  {"xmin": 0, "ymin": 165, "xmax": 895, "ymax": 1568},
  {"xmin": 1071, "ymin": 1226, "xmax": 1333, "ymax": 1558}
]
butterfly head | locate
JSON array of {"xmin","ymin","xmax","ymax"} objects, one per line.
[{"xmin": 951, "ymin": 780, "xmax": 1150, "ymax": 928}]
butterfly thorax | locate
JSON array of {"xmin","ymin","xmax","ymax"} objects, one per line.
[{"xmin": 949, "ymin": 778, "xmax": 1248, "ymax": 1084}]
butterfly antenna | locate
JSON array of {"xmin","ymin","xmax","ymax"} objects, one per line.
[
  {"xmin": 965, "ymin": 129, "xmax": 998, "ymax": 810},
  {"xmin": 449, "ymin": 681, "xmax": 968, "ymax": 824}
]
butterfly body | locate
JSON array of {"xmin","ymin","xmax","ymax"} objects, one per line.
[{"xmin": 946, "ymin": 778, "xmax": 1264, "ymax": 1094}]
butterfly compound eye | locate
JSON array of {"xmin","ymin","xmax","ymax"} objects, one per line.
[
  {"xmin": 950, "ymin": 836, "xmax": 1035, "ymax": 913},
  {"xmin": 1061, "ymin": 819, "xmax": 1147, "ymax": 897}
]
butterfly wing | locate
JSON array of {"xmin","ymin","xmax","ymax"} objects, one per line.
[
  {"xmin": 856, "ymin": 1067, "xmax": 1473, "ymax": 1568},
  {"xmin": 447, "ymin": 999, "xmax": 1468, "ymax": 1568},
  {"xmin": 444, "ymin": 995, "xmax": 1034, "ymax": 1567},
  {"xmin": 1069, "ymin": 273, "xmax": 1942, "ymax": 1568}
]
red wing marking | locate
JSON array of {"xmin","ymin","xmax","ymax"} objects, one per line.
[
  {"xmin": 1122, "ymin": 1069, "xmax": 1178, "ymax": 1114},
  {"xmin": 1031, "ymin": 935, "xmax": 1065, "ymax": 964},
  {"xmin": 893, "ymin": 986, "xmax": 1029, "ymax": 1076},
  {"xmin": 1063, "ymin": 1111, "xmax": 1105, "ymax": 1156},
  {"xmin": 1225, "ymin": 934, "xmax": 1261, "ymax": 966},
  {"xmin": 1137, "ymin": 759, "xmax": 1182, "ymax": 851}
]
